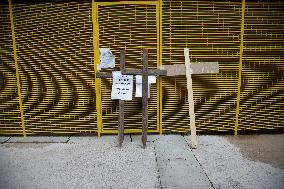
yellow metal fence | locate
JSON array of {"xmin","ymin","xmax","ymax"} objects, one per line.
[{"xmin": 0, "ymin": 0, "xmax": 283, "ymax": 135}]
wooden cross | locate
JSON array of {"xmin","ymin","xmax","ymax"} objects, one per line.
[
  {"xmin": 161, "ymin": 48, "xmax": 219, "ymax": 149},
  {"xmin": 96, "ymin": 49, "xmax": 166, "ymax": 148}
]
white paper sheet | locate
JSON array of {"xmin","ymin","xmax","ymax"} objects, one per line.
[
  {"xmin": 100, "ymin": 48, "xmax": 115, "ymax": 68},
  {"xmin": 148, "ymin": 76, "xmax": 156, "ymax": 84},
  {"xmin": 111, "ymin": 71, "xmax": 133, "ymax": 100},
  {"xmin": 135, "ymin": 75, "xmax": 156, "ymax": 98}
]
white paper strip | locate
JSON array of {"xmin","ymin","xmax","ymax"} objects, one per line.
[
  {"xmin": 100, "ymin": 48, "xmax": 115, "ymax": 68},
  {"xmin": 111, "ymin": 71, "xmax": 133, "ymax": 100},
  {"xmin": 135, "ymin": 75, "xmax": 156, "ymax": 98},
  {"xmin": 135, "ymin": 83, "xmax": 143, "ymax": 98}
]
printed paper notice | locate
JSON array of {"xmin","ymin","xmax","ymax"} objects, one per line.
[
  {"xmin": 111, "ymin": 71, "xmax": 133, "ymax": 100},
  {"xmin": 100, "ymin": 48, "xmax": 115, "ymax": 68}
]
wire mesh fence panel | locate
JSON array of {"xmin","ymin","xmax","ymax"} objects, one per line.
[
  {"xmin": 0, "ymin": 0, "xmax": 283, "ymax": 135},
  {"xmin": 98, "ymin": 3, "xmax": 159, "ymax": 133},
  {"xmin": 162, "ymin": 0, "xmax": 241, "ymax": 133},
  {"xmin": 0, "ymin": 3, "xmax": 22, "ymax": 135},
  {"xmin": 13, "ymin": 1, "xmax": 97, "ymax": 134},
  {"xmin": 238, "ymin": 1, "xmax": 284, "ymax": 131}
]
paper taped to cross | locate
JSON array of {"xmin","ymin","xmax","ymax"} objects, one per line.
[
  {"xmin": 100, "ymin": 48, "xmax": 115, "ymax": 68},
  {"xmin": 135, "ymin": 75, "xmax": 156, "ymax": 98},
  {"xmin": 111, "ymin": 71, "xmax": 133, "ymax": 100}
]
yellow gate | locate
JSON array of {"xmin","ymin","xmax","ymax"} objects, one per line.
[
  {"xmin": 0, "ymin": 0, "xmax": 283, "ymax": 135},
  {"xmin": 93, "ymin": 0, "xmax": 163, "ymax": 135}
]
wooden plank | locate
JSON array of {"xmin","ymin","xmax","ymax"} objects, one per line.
[
  {"xmin": 184, "ymin": 48, "xmax": 197, "ymax": 149},
  {"xmin": 120, "ymin": 50, "xmax": 126, "ymax": 71},
  {"xmin": 118, "ymin": 51, "xmax": 125, "ymax": 147},
  {"xmin": 160, "ymin": 64, "xmax": 185, "ymax": 76},
  {"xmin": 141, "ymin": 49, "xmax": 149, "ymax": 148},
  {"xmin": 118, "ymin": 99, "xmax": 124, "ymax": 147},
  {"xmin": 191, "ymin": 62, "xmax": 219, "ymax": 74},
  {"xmin": 161, "ymin": 62, "xmax": 219, "ymax": 76},
  {"xmin": 122, "ymin": 69, "xmax": 167, "ymax": 76},
  {"xmin": 96, "ymin": 72, "xmax": 112, "ymax": 78},
  {"xmin": 96, "ymin": 69, "xmax": 166, "ymax": 78}
]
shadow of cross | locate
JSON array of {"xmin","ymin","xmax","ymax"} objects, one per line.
[
  {"xmin": 96, "ymin": 49, "xmax": 167, "ymax": 148},
  {"xmin": 161, "ymin": 48, "xmax": 219, "ymax": 149}
]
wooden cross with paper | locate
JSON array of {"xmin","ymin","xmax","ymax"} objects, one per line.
[
  {"xmin": 161, "ymin": 48, "xmax": 219, "ymax": 148},
  {"xmin": 97, "ymin": 49, "xmax": 166, "ymax": 148}
]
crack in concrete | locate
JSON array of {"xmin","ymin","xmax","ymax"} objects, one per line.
[
  {"xmin": 182, "ymin": 135, "xmax": 216, "ymax": 189},
  {"xmin": 129, "ymin": 134, "xmax": 133, "ymax": 142},
  {"xmin": 5, "ymin": 135, "xmax": 70, "ymax": 144},
  {"xmin": 153, "ymin": 140, "xmax": 162, "ymax": 189},
  {"xmin": 66, "ymin": 134, "xmax": 73, "ymax": 143},
  {"xmin": 3, "ymin": 136, "xmax": 13, "ymax": 143}
]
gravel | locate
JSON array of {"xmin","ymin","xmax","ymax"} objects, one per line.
[
  {"xmin": 1, "ymin": 135, "xmax": 283, "ymax": 189},
  {"xmin": 186, "ymin": 135, "xmax": 284, "ymax": 189},
  {"xmin": 0, "ymin": 136, "xmax": 159, "ymax": 189}
]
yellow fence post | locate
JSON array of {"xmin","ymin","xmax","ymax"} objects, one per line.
[
  {"xmin": 92, "ymin": 0, "xmax": 103, "ymax": 136},
  {"xmin": 235, "ymin": 0, "xmax": 246, "ymax": 135},
  {"xmin": 158, "ymin": 0, "xmax": 163, "ymax": 134},
  {"xmin": 8, "ymin": 0, "xmax": 26, "ymax": 137},
  {"xmin": 156, "ymin": 2, "xmax": 160, "ymax": 134}
]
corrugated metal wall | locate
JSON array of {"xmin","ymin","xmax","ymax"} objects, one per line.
[{"xmin": 0, "ymin": 0, "xmax": 283, "ymax": 135}]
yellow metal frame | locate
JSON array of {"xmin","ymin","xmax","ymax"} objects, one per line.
[
  {"xmin": 158, "ymin": 0, "xmax": 163, "ymax": 134},
  {"xmin": 8, "ymin": 0, "xmax": 26, "ymax": 137},
  {"xmin": 93, "ymin": 0, "xmax": 162, "ymax": 134},
  {"xmin": 92, "ymin": 0, "xmax": 103, "ymax": 136},
  {"xmin": 2, "ymin": 0, "xmax": 281, "ymax": 135},
  {"xmin": 102, "ymin": 129, "xmax": 159, "ymax": 134},
  {"xmin": 235, "ymin": 0, "xmax": 245, "ymax": 135},
  {"xmin": 96, "ymin": 1, "xmax": 157, "ymax": 6}
]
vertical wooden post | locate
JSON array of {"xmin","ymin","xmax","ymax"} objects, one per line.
[
  {"xmin": 184, "ymin": 48, "xmax": 197, "ymax": 149},
  {"xmin": 118, "ymin": 100, "xmax": 124, "ymax": 147},
  {"xmin": 118, "ymin": 50, "xmax": 126, "ymax": 147},
  {"xmin": 141, "ymin": 49, "xmax": 148, "ymax": 148},
  {"xmin": 120, "ymin": 50, "xmax": 125, "ymax": 72}
]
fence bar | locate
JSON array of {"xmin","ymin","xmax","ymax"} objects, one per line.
[
  {"xmin": 157, "ymin": 0, "xmax": 163, "ymax": 134},
  {"xmin": 8, "ymin": 0, "xmax": 26, "ymax": 137},
  {"xmin": 235, "ymin": 0, "xmax": 246, "ymax": 135},
  {"xmin": 92, "ymin": 1, "xmax": 103, "ymax": 136}
]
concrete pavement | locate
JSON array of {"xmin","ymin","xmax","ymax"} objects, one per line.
[{"xmin": 0, "ymin": 134, "xmax": 283, "ymax": 189}]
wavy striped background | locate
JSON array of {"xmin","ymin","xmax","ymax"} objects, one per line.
[
  {"xmin": 162, "ymin": 0, "xmax": 241, "ymax": 132},
  {"xmin": 0, "ymin": 4, "xmax": 22, "ymax": 134},
  {"xmin": 0, "ymin": 0, "xmax": 283, "ymax": 135},
  {"xmin": 239, "ymin": 1, "xmax": 284, "ymax": 131},
  {"xmin": 98, "ymin": 3, "xmax": 159, "ymax": 132}
]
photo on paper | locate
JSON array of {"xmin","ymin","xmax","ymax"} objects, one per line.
[{"xmin": 100, "ymin": 48, "xmax": 115, "ymax": 68}]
